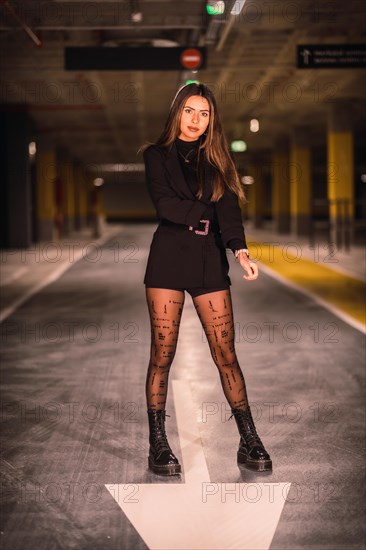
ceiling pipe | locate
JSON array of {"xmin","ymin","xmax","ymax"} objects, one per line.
[
  {"xmin": 215, "ymin": 13, "xmax": 235, "ymax": 52},
  {"xmin": 0, "ymin": 25, "xmax": 201, "ymax": 31},
  {"xmin": 0, "ymin": 0, "xmax": 42, "ymax": 47},
  {"xmin": 215, "ymin": 0, "xmax": 248, "ymax": 52}
]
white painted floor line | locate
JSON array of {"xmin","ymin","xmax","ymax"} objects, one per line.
[
  {"xmin": 0, "ymin": 258, "xmax": 81, "ymax": 323},
  {"xmin": 172, "ymin": 378, "xmax": 210, "ymax": 484},
  {"xmin": 0, "ymin": 229, "xmax": 122, "ymax": 323},
  {"xmin": 0, "ymin": 266, "xmax": 28, "ymax": 286},
  {"xmin": 258, "ymin": 262, "xmax": 366, "ymax": 334},
  {"xmin": 106, "ymin": 380, "xmax": 290, "ymax": 550}
]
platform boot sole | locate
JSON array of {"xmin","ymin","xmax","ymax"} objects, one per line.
[
  {"xmin": 148, "ymin": 456, "xmax": 182, "ymax": 476},
  {"xmin": 238, "ymin": 451, "xmax": 272, "ymax": 472}
]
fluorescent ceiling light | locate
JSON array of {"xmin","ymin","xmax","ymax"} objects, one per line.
[
  {"xmin": 93, "ymin": 178, "xmax": 104, "ymax": 186},
  {"xmin": 90, "ymin": 164, "xmax": 145, "ymax": 173},
  {"xmin": 231, "ymin": 0, "xmax": 247, "ymax": 16},
  {"xmin": 250, "ymin": 119, "xmax": 259, "ymax": 132},
  {"xmin": 28, "ymin": 141, "xmax": 36, "ymax": 156}
]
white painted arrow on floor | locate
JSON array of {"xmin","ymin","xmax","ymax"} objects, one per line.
[{"xmin": 106, "ymin": 380, "xmax": 290, "ymax": 550}]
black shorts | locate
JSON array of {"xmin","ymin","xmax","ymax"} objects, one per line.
[{"xmin": 145, "ymin": 286, "xmax": 230, "ymax": 299}]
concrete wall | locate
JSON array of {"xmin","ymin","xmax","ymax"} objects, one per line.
[{"xmin": 103, "ymin": 172, "xmax": 156, "ymax": 220}]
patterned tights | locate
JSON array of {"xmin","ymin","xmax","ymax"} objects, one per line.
[{"xmin": 145, "ymin": 287, "xmax": 249, "ymax": 411}]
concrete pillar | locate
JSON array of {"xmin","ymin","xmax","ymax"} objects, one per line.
[
  {"xmin": 90, "ymin": 179, "xmax": 105, "ymax": 238},
  {"xmin": 0, "ymin": 109, "xmax": 33, "ymax": 247},
  {"xmin": 290, "ymin": 128, "xmax": 312, "ymax": 236},
  {"xmin": 247, "ymin": 157, "xmax": 264, "ymax": 228},
  {"xmin": 36, "ymin": 149, "xmax": 57, "ymax": 241},
  {"xmin": 73, "ymin": 165, "xmax": 88, "ymax": 230},
  {"xmin": 327, "ymin": 106, "xmax": 354, "ymax": 221},
  {"xmin": 271, "ymin": 138, "xmax": 290, "ymax": 233}
]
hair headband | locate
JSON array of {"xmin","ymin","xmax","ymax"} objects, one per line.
[
  {"xmin": 170, "ymin": 82, "xmax": 204, "ymax": 109},
  {"xmin": 169, "ymin": 83, "xmax": 189, "ymax": 108}
]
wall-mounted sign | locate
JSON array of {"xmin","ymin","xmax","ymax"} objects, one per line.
[
  {"xmin": 297, "ymin": 44, "xmax": 366, "ymax": 69},
  {"xmin": 65, "ymin": 47, "xmax": 206, "ymax": 71}
]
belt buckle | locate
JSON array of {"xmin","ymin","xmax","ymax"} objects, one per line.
[{"xmin": 194, "ymin": 219, "xmax": 210, "ymax": 235}]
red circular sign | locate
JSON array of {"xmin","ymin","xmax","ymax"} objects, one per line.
[{"xmin": 180, "ymin": 48, "xmax": 202, "ymax": 70}]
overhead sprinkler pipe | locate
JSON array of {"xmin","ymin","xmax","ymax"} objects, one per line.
[{"xmin": 0, "ymin": 0, "xmax": 43, "ymax": 47}]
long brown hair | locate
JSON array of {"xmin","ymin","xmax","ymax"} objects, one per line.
[{"xmin": 139, "ymin": 82, "xmax": 246, "ymax": 203}]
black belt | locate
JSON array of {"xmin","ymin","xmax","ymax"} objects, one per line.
[{"xmin": 160, "ymin": 218, "xmax": 219, "ymax": 235}]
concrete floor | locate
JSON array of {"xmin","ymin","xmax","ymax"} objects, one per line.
[{"xmin": 0, "ymin": 223, "xmax": 365, "ymax": 550}]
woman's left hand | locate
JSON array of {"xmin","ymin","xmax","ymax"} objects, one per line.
[{"xmin": 237, "ymin": 253, "xmax": 259, "ymax": 281}]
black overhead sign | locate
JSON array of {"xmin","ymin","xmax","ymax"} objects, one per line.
[
  {"xmin": 65, "ymin": 47, "xmax": 206, "ymax": 71},
  {"xmin": 297, "ymin": 44, "xmax": 366, "ymax": 69}
]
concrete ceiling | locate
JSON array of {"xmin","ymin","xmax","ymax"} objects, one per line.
[{"xmin": 1, "ymin": 0, "xmax": 365, "ymax": 173}]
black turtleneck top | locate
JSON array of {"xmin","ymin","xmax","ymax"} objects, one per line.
[
  {"xmin": 174, "ymin": 136, "xmax": 247, "ymax": 254},
  {"xmin": 175, "ymin": 136, "xmax": 200, "ymax": 196}
]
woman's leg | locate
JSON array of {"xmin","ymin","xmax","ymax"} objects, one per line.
[
  {"xmin": 192, "ymin": 288, "xmax": 272, "ymax": 471},
  {"xmin": 191, "ymin": 288, "xmax": 249, "ymax": 410},
  {"xmin": 145, "ymin": 287, "xmax": 185, "ymax": 475},
  {"xmin": 145, "ymin": 287, "xmax": 185, "ymax": 410}
]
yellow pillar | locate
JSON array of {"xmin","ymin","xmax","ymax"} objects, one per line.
[
  {"xmin": 94, "ymin": 183, "xmax": 105, "ymax": 217},
  {"xmin": 247, "ymin": 157, "xmax": 264, "ymax": 228},
  {"xmin": 328, "ymin": 134, "xmax": 354, "ymax": 213},
  {"xmin": 36, "ymin": 149, "xmax": 56, "ymax": 241},
  {"xmin": 327, "ymin": 109, "xmax": 354, "ymax": 221},
  {"xmin": 327, "ymin": 107, "xmax": 354, "ymax": 248},
  {"xmin": 58, "ymin": 157, "xmax": 75, "ymax": 235},
  {"xmin": 80, "ymin": 169, "xmax": 88, "ymax": 226},
  {"xmin": 290, "ymin": 129, "xmax": 312, "ymax": 236},
  {"xmin": 272, "ymin": 139, "xmax": 290, "ymax": 233}
]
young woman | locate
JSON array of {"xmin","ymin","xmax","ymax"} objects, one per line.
[{"xmin": 141, "ymin": 82, "xmax": 272, "ymax": 475}]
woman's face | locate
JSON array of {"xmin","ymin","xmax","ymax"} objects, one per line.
[{"xmin": 178, "ymin": 95, "xmax": 210, "ymax": 141}]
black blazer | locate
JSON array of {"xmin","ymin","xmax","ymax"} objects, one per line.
[{"xmin": 143, "ymin": 141, "xmax": 248, "ymax": 288}]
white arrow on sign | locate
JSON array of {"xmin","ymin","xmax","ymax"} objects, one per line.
[
  {"xmin": 301, "ymin": 48, "xmax": 312, "ymax": 64},
  {"xmin": 106, "ymin": 380, "xmax": 290, "ymax": 550}
]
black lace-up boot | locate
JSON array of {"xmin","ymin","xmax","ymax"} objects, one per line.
[
  {"xmin": 231, "ymin": 407, "xmax": 272, "ymax": 472},
  {"xmin": 147, "ymin": 409, "xmax": 181, "ymax": 475}
]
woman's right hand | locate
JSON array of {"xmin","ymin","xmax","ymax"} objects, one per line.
[{"xmin": 237, "ymin": 252, "xmax": 259, "ymax": 281}]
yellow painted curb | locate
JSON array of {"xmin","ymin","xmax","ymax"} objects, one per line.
[{"xmin": 249, "ymin": 241, "xmax": 365, "ymax": 325}]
